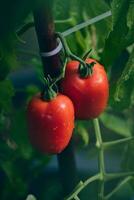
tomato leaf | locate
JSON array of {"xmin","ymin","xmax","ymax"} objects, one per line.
[
  {"xmin": 100, "ymin": 112, "xmax": 132, "ymax": 137},
  {"xmin": 10, "ymin": 110, "xmax": 33, "ymax": 159},
  {"xmin": 76, "ymin": 125, "xmax": 89, "ymax": 147},
  {"xmin": 114, "ymin": 47, "xmax": 134, "ymax": 107},
  {"xmin": 0, "ymin": 80, "xmax": 15, "ymax": 112},
  {"xmin": 0, "ymin": 35, "xmax": 18, "ymax": 80},
  {"xmin": 101, "ymin": 0, "xmax": 130, "ymax": 66}
]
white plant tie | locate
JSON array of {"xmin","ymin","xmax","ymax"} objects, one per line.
[{"xmin": 40, "ymin": 40, "xmax": 62, "ymax": 57}]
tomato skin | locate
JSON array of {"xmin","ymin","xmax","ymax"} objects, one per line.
[
  {"xmin": 27, "ymin": 94, "xmax": 74, "ymax": 154},
  {"xmin": 61, "ymin": 58, "xmax": 109, "ymax": 120}
]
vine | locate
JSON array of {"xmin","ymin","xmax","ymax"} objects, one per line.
[
  {"xmin": 17, "ymin": 3, "xmax": 134, "ymax": 199},
  {"xmin": 33, "ymin": 9, "xmax": 134, "ymax": 197},
  {"xmin": 1, "ymin": 0, "xmax": 134, "ymax": 200},
  {"xmin": 65, "ymin": 119, "xmax": 134, "ymax": 200}
]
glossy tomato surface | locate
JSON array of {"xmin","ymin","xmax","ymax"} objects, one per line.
[
  {"xmin": 61, "ymin": 58, "xmax": 109, "ymax": 119},
  {"xmin": 27, "ymin": 94, "xmax": 74, "ymax": 154}
]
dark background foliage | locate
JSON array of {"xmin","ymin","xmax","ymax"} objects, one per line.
[{"xmin": 0, "ymin": 0, "xmax": 134, "ymax": 199}]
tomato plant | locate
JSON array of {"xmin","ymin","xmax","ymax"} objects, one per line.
[
  {"xmin": 0, "ymin": 0, "xmax": 134, "ymax": 200},
  {"xmin": 27, "ymin": 93, "xmax": 74, "ymax": 154}
]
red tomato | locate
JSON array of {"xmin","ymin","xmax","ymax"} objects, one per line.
[
  {"xmin": 61, "ymin": 58, "xmax": 109, "ymax": 119},
  {"xmin": 27, "ymin": 94, "xmax": 74, "ymax": 154}
]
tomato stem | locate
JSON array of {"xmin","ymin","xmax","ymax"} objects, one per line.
[
  {"xmin": 105, "ymin": 177, "xmax": 133, "ymax": 200},
  {"xmin": 56, "ymin": 32, "xmax": 93, "ymax": 78},
  {"xmin": 65, "ymin": 118, "xmax": 134, "ymax": 200},
  {"xmin": 41, "ymin": 57, "xmax": 68, "ymax": 101},
  {"xmin": 93, "ymin": 119, "xmax": 105, "ymax": 200},
  {"xmin": 65, "ymin": 174, "xmax": 100, "ymax": 200},
  {"xmin": 82, "ymin": 48, "xmax": 92, "ymax": 60},
  {"xmin": 103, "ymin": 136, "xmax": 134, "ymax": 149},
  {"xmin": 50, "ymin": 58, "xmax": 68, "ymax": 88},
  {"xmin": 56, "ymin": 32, "xmax": 86, "ymax": 65}
]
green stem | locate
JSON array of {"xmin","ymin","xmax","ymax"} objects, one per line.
[
  {"xmin": 55, "ymin": 18, "xmax": 73, "ymax": 24},
  {"xmin": 103, "ymin": 137, "xmax": 134, "ymax": 149},
  {"xmin": 82, "ymin": 49, "xmax": 92, "ymax": 60},
  {"xmin": 63, "ymin": 117, "xmax": 134, "ymax": 199},
  {"xmin": 17, "ymin": 22, "xmax": 34, "ymax": 36},
  {"xmin": 56, "ymin": 32, "xmax": 87, "ymax": 68},
  {"xmin": 50, "ymin": 58, "xmax": 67, "ymax": 88},
  {"xmin": 64, "ymin": 174, "xmax": 100, "ymax": 200},
  {"xmin": 17, "ymin": 18, "xmax": 73, "ymax": 37},
  {"xmin": 105, "ymin": 172, "xmax": 134, "ymax": 181},
  {"xmin": 74, "ymin": 195, "xmax": 80, "ymax": 200},
  {"xmin": 93, "ymin": 119, "xmax": 105, "ymax": 200},
  {"xmin": 56, "ymin": 32, "xmax": 93, "ymax": 77},
  {"xmin": 105, "ymin": 176, "xmax": 133, "ymax": 200},
  {"xmin": 42, "ymin": 57, "xmax": 67, "ymax": 101}
]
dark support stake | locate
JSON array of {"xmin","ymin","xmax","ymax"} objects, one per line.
[
  {"xmin": 33, "ymin": 1, "xmax": 78, "ymax": 197},
  {"xmin": 33, "ymin": 1, "xmax": 60, "ymax": 78},
  {"xmin": 57, "ymin": 140, "xmax": 78, "ymax": 197}
]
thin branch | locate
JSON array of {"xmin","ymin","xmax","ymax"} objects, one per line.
[
  {"xmin": 74, "ymin": 195, "xmax": 80, "ymax": 200},
  {"xmin": 103, "ymin": 137, "xmax": 134, "ymax": 149},
  {"xmin": 93, "ymin": 119, "xmax": 106, "ymax": 200},
  {"xmin": 55, "ymin": 18, "xmax": 73, "ymax": 24},
  {"xmin": 106, "ymin": 172, "xmax": 134, "ymax": 181},
  {"xmin": 105, "ymin": 176, "xmax": 133, "ymax": 200},
  {"xmin": 64, "ymin": 174, "xmax": 100, "ymax": 200},
  {"xmin": 17, "ymin": 22, "xmax": 34, "ymax": 36}
]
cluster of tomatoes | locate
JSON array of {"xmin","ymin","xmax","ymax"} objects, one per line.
[{"xmin": 27, "ymin": 58, "xmax": 109, "ymax": 154}]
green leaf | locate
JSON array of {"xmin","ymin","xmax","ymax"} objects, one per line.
[
  {"xmin": 0, "ymin": 34, "xmax": 18, "ymax": 80},
  {"xmin": 0, "ymin": 113, "xmax": 6, "ymax": 131},
  {"xmin": 102, "ymin": 0, "xmax": 130, "ymax": 66},
  {"xmin": 0, "ymin": 0, "xmax": 44, "ymax": 39},
  {"xmin": 100, "ymin": 112, "xmax": 132, "ymax": 137},
  {"xmin": 75, "ymin": 124, "xmax": 89, "ymax": 147},
  {"xmin": 122, "ymin": 141, "xmax": 134, "ymax": 189},
  {"xmin": 127, "ymin": 1, "xmax": 134, "ymax": 28},
  {"xmin": 114, "ymin": 47, "xmax": 134, "ymax": 106},
  {"xmin": 31, "ymin": 57, "xmax": 44, "ymax": 82},
  {"xmin": 124, "ymin": 2, "xmax": 134, "ymax": 46},
  {"xmin": 0, "ymin": 80, "xmax": 15, "ymax": 111},
  {"xmin": 0, "ymin": 159, "xmax": 28, "ymax": 199},
  {"xmin": 84, "ymin": 0, "xmax": 111, "ymax": 51},
  {"xmin": 10, "ymin": 109, "xmax": 33, "ymax": 159},
  {"xmin": 26, "ymin": 85, "xmax": 40, "ymax": 103}
]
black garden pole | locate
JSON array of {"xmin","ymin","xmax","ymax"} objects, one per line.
[
  {"xmin": 33, "ymin": 0, "xmax": 60, "ymax": 78},
  {"xmin": 33, "ymin": 1, "xmax": 78, "ymax": 197}
]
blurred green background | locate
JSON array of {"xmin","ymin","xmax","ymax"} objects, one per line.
[{"xmin": 0, "ymin": 0, "xmax": 134, "ymax": 199}]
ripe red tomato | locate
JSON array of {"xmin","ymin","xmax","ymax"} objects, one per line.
[
  {"xmin": 27, "ymin": 94, "xmax": 74, "ymax": 154},
  {"xmin": 61, "ymin": 58, "xmax": 109, "ymax": 119}
]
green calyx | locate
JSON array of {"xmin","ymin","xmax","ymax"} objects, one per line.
[
  {"xmin": 41, "ymin": 76, "xmax": 58, "ymax": 101},
  {"xmin": 42, "ymin": 85, "xmax": 57, "ymax": 101},
  {"xmin": 79, "ymin": 62, "xmax": 96, "ymax": 78}
]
